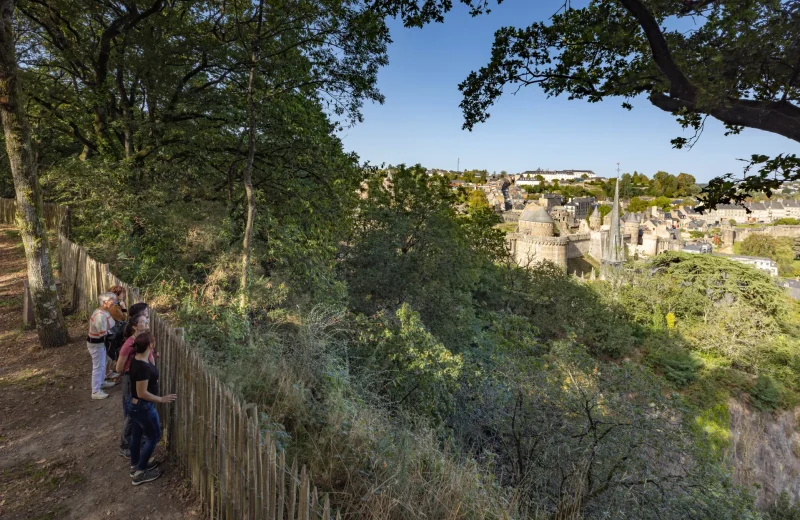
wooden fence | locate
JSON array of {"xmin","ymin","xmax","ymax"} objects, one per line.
[
  {"xmin": 0, "ymin": 197, "xmax": 70, "ymax": 236},
  {"xmin": 2, "ymin": 198, "xmax": 335, "ymax": 520}
]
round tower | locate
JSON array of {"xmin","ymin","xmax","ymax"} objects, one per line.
[
  {"xmin": 589, "ymin": 206, "xmax": 602, "ymax": 230},
  {"xmin": 624, "ymin": 212, "xmax": 640, "ymax": 245},
  {"xmin": 518, "ymin": 205, "xmax": 555, "ymax": 236}
]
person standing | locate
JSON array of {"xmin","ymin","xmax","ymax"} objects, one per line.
[
  {"xmin": 108, "ymin": 285, "xmax": 128, "ymax": 322},
  {"xmin": 115, "ymin": 313, "xmax": 150, "ymax": 458},
  {"xmin": 87, "ymin": 292, "xmax": 117, "ymax": 400},
  {"xmin": 128, "ymin": 331, "xmax": 176, "ymax": 485}
]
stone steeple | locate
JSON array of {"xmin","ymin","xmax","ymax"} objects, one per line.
[{"xmin": 603, "ymin": 164, "xmax": 625, "ymax": 266}]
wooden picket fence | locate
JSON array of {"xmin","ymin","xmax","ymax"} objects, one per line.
[
  {"xmin": 0, "ymin": 197, "xmax": 70, "ymax": 236},
  {"xmin": 1, "ymin": 198, "xmax": 336, "ymax": 520}
]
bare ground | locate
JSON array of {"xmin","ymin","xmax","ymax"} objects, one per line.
[{"xmin": 0, "ymin": 226, "xmax": 201, "ymax": 520}]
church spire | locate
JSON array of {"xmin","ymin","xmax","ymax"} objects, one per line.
[{"xmin": 603, "ymin": 163, "xmax": 625, "ymax": 266}]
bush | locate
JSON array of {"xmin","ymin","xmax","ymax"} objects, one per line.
[
  {"xmin": 648, "ymin": 346, "xmax": 703, "ymax": 387},
  {"xmin": 766, "ymin": 492, "xmax": 800, "ymax": 520},
  {"xmin": 751, "ymin": 374, "xmax": 783, "ymax": 411}
]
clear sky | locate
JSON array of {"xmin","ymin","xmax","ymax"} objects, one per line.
[{"xmin": 338, "ymin": 0, "xmax": 800, "ymax": 182}]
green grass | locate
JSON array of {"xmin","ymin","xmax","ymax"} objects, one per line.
[{"xmin": 493, "ymin": 222, "xmax": 517, "ymax": 234}]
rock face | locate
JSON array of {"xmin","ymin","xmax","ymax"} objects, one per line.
[{"xmin": 728, "ymin": 399, "xmax": 800, "ymax": 507}]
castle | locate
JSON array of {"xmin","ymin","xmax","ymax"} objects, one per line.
[{"xmin": 508, "ymin": 173, "xmax": 683, "ymax": 272}]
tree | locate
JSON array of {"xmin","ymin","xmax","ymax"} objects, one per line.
[
  {"xmin": 343, "ymin": 164, "xmax": 490, "ymax": 348},
  {"xmin": 0, "ymin": 0, "xmax": 67, "ymax": 347},
  {"xmin": 676, "ymin": 173, "xmax": 698, "ymax": 197},
  {"xmin": 598, "ymin": 204, "xmax": 612, "ymax": 223},
  {"xmin": 774, "ymin": 218, "xmax": 800, "ymax": 226},
  {"xmin": 652, "ymin": 196, "xmax": 673, "ymax": 211},
  {"xmin": 619, "ymin": 172, "xmax": 634, "ymax": 198},
  {"xmin": 739, "ymin": 234, "xmax": 795, "ymax": 275},
  {"xmin": 467, "ymin": 188, "xmax": 490, "ymax": 210},
  {"xmin": 627, "ymin": 196, "xmax": 650, "ymax": 214},
  {"xmin": 739, "ymin": 234, "xmax": 778, "ymax": 259},
  {"xmin": 652, "ymin": 171, "xmax": 678, "ymax": 197},
  {"xmin": 375, "ymin": 0, "xmax": 800, "ymax": 208},
  {"xmin": 240, "ymin": 0, "xmax": 264, "ymax": 310}
]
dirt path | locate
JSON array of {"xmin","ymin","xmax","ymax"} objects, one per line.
[{"xmin": 0, "ymin": 226, "xmax": 201, "ymax": 520}]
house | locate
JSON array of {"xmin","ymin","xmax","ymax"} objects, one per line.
[
  {"xmin": 538, "ymin": 193, "xmax": 565, "ymax": 210},
  {"xmin": 783, "ymin": 200, "xmax": 800, "ymax": 218},
  {"xmin": 568, "ymin": 197, "xmax": 595, "ymax": 220},
  {"xmin": 685, "ymin": 220, "xmax": 707, "ymax": 232},
  {"xmin": 778, "ymin": 279, "xmax": 800, "ymax": 300},
  {"xmin": 518, "ymin": 169, "xmax": 596, "ymax": 183},
  {"xmin": 702, "ymin": 203, "xmax": 748, "ymax": 223},
  {"xmin": 715, "ymin": 253, "xmax": 779, "ymax": 277},
  {"xmin": 682, "ymin": 242, "xmax": 713, "ymax": 254}
]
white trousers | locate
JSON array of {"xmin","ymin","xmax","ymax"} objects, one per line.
[{"xmin": 87, "ymin": 343, "xmax": 107, "ymax": 394}]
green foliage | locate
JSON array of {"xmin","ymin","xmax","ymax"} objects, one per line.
[
  {"xmin": 598, "ymin": 203, "xmax": 612, "ymax": 222},
  {"xmin": 648, "ymin": 345, "xmax": 702, "ymax": 387},
  {"xmin": 751, "ymin": 374, "xmax": 783, "ymax": 412},
  {"xmin": 343, "ymin": 164, "xmax": 488, "ymax": 348},
  {"xmin": 652, "ymin": 196, "xmax": 674, "ymax": 211},
  {"xmin": 738, "ymin": 234, "xmax": 796, "ymax": 276},
  {"xmin": 774, "ymin": 218, "xmax": 800, "ymax": 226},
  {"xmin": 353, "ymin": 304, "xmax": 463, "ymax": 422},
  {"xmin": 766, "ymin": 492, "xmax": 800, "ymax": 520},
  {"xmin": 627, "ymin": 196, "xmax": 650, "ymax": 213},
  {"xmin": 693, "ymin": 403, "xmax": 732, "ymax": 461}
]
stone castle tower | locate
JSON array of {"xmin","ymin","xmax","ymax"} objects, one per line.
[
  {"xmin": 624, "ymin": 212, "xmax": 640, "ymax": 245},
  {"xmin": 589, "ymin": 206, "xmax": 602, "ymax": 230},
  {"xmin": 509, "ymin": 205, "xmax": 568, "ymax": 270}
]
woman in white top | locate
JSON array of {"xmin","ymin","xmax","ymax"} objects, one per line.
[{"xmin": 87, "ymin": 292, "xmax": 117, "ymax": 400}]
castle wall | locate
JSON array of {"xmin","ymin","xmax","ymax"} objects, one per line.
[
  {"xmin": 734, "ymin": 225, "xmax": 800, "ymax": 243},
  {"xmin": 510, "ymin": 234, "xmax": 568, "ymax": 270},
  {"xmin": 590, "ymin": 231, "xmax": 604, "ymax": 260},
  {"xmin": 566, "ymin": 233, "xmax": 591, "ymax": 259}
]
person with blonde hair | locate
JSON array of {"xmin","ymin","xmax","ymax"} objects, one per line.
[{"xmin": 87, "ymin": 292, "xmax": 117, "ymax": 400}]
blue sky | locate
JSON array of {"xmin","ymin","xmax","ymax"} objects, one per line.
[{"xmin": 339, "ymin": 0, "xmax": 799, "ymax": 182}]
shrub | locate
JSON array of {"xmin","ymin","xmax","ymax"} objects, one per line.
[
  {"xmin": 648, "ymin": 346, "xmax": 703, "ymax": 387},
  {"xmin": 751, "ymin": 375, "xmax": 783, "ymax": 412}
]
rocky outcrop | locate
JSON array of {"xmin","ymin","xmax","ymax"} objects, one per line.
[{"xmin": 728, "ymin": 399, "xmax": 800, "ymax": 507}]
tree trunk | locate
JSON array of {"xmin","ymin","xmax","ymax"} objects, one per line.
[
  {"xmin": 0, "ymin": 0, "xmax": 67, "ymax": 348},
  {"xmin": 240, "ymin": 0, "xmax": 263, "ymax": 310}
]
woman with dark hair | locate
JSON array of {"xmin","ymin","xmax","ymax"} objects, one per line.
[
  {"xmin": 128, "ymin": 331, "xmax": 176, "ymax": 485},
  {"xmin": 125, "ymin": 303, "xmax": 150, "ymax": 337},
  {"xmin": 115, "ymin": 313, "xmax": 151, "ymax": 458}
]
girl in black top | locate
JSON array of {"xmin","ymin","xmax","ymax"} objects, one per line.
[{"xmin": 127, "ymin": 331, "xmax": 176, "ymax": 485}]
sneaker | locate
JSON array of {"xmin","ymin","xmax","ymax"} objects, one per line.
[
  {"xmin": 119, "ymin": 448, "xmax": 130, "ymax": 458},
  {"xmin": 131, "ymin": 467, "xmax": 163, "ymax": 486},
  {"xmin": 91, "ymin": 391, "xmax": 109, "ymax": 400},
  {"xmin": 101, "ymin": 380, "xmax": 116, "ymax": 389},
  {"xmin": 129, "ymin": 460, "xmax": 159, "ymax": 477},
  {"xmin": 108, "ymin": 371, "xmax": 121, "ymax": 378}
]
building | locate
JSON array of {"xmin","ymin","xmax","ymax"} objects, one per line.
[
  {"xmin": 715, "ymin": 254, "xmax": 779, "ymax": 277},
  {"xmin": 778, "ymin": 279, "xmax": 800, "ymax": 300},
  {"xmin": 508, "ymin": 205, "xmax": 568, "ymax": 269},
  {"xmin": 517, "ymin": 169, "xmax": 596, "ymax": 183},
  {"xmin": 569, "ymin": 197, "xmax": 595, "ymax": 220},
  {"xmin": 682, "ymin": 242, "xmax": 713, "ymax": 254}
]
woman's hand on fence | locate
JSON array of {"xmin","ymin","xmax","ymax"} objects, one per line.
[{"xmin": 160, "ymin": 394, "xmax": 177, "ymax": 404}]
